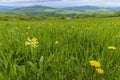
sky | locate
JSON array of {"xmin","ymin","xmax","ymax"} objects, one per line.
[{"xmin": 0, "ymin": 0, "xmax": 120, "ymax": 8}]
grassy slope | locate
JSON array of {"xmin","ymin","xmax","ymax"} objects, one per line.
[{"xmin": 0, "ymin": 18, "xmax": 120, "ymax": 79}]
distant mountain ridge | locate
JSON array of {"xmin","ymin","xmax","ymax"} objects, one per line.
[
  {"xmin": 14, "ymin": 5, "xmax": 55, "ymax": 10},
  {"xmin": 0, "ymin": 5, "xmax": 120, "ymax": 12},
  {"xmin": 0, "ymin": 5, "xmax": 18, "ymax": 11},
  {"xmin": 0, "ymin": 5, "xmax": 120, "ymax": 16},
  {"xmin": 62, "ymin": 6, "xmax": 120, "ymax": 11},
  {"xmin": 62, "ymin": 6, "xmax": 102, "ymax": 11}
]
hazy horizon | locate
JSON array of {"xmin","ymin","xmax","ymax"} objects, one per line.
[{"xmin": 0, "ymin": 0, "xmax": 120, "ymax": 8}]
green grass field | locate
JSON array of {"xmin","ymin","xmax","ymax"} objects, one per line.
[{"xmin": 0, "ymin": 18, "xmax": 120, "ymax": 80}]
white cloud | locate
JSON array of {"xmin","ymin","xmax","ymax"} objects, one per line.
[
  {"xmin": 0, "ymin": 0, "xmax": 30, "ymax": 2},
  {"xmin": 0, "ymin": 0, "xmax": 120, "ymax": 7},
  {"xmin": 0, "ymin": 0, "xmax": 61, "ymax": 2}
]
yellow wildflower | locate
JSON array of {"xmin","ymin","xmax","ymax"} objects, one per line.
[
  {"xmin": 96, "ymin": 68, "xmax": 104, "ymax": 74},
  {"xmin": 108, "ymin": 46, "xmax": 116, "ymax": 50},
  {"xmin": 32, "ymin": 38, "xmax": 37, "ymax": 42},
  {"xmin": 55, "ymin": 41, "xmax": 59, "ymax": 44},
  {"xmin": 25, "ymin": 38, "xmax": 39, "ymax": 48},
  {"xmin": 89, "ymin": 60, "xmax": 101, "ymax": 67},
  {"xmin": 27, "ymin": 26, "xmax": 31, "ymax": 29},
  {"xmin": 25, "ymin": 41, "xmax": 30, "ymax": 46}
]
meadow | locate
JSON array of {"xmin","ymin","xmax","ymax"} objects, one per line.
[{"xmin": 0, "ymin": 17, "xmax": 120, "ymax": 80}]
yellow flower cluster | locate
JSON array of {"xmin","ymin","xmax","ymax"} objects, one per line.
[
  {"xmin": 96, "ymin": 68, "xmax": 104, "ymax": 74},
  {"xmin": 89, "ymin": 60, "xmax": 101, "ymax": 68},
  {"xmin": 89, "ymin": 60, "xmax": 104, "ymax": 74},
  {"xmin": 25, "ymin": 38, "xmax": 39, "ymax": 48},
  {"xmin": 108, "ymin": 46, "xmax": 116, "ymax": 50}
]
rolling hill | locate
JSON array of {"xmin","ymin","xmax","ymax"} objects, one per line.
[
  {"xmin": 1, "ymin": 5, "xmax": 120, "ymax": 17},
  {"xmin": 2, "ymin": 5, "xmax": 113, "ymax": 16},
  {"xmin": 4, "ymin": 5, "xmax": 59, "ymax": 16}
]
